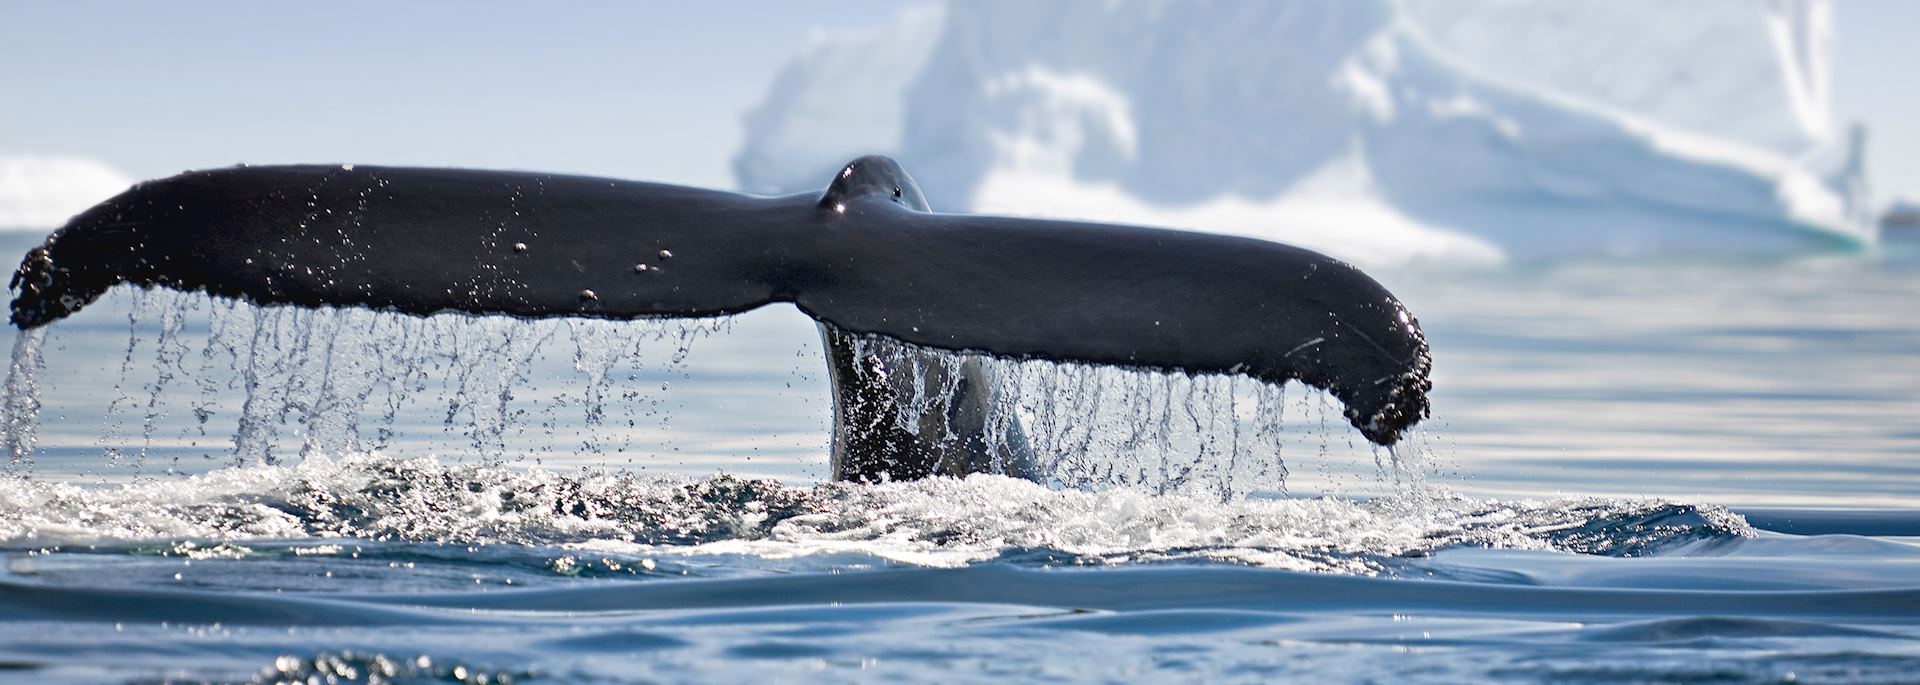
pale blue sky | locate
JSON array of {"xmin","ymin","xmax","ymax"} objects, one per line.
[
  {"xmin": 0, "ymin": 1, "xmax": 904, "ymax": 187},
  {"xmin": 2, "ymin": 1, "xmax": 1915, "ymax": 197}
]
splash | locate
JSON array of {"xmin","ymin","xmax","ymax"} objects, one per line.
[{"xmin": 0, "ymin": 453, "xmax": 1753, "ymax": 575}]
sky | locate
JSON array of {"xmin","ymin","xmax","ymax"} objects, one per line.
[
  {"xmin": 1, "ymin": 1, "xmax": 1915, "ymax": 199},
  {"xmin": 0, "ymin": 1, "xmax": 905, "ymax": 188}
]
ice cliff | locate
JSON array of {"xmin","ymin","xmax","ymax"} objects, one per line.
[{"xmin": 734, "ymin": 1, "xmax": 1875, "ymax": 264}]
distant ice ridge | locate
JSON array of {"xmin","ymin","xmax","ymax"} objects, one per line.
[{"xmin": 735, "ymin": 0, "xmax": 1875, "ymax": 265}]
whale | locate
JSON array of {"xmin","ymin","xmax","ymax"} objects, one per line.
[{"xmin": 7, "ymin": 155, "xmax": 1431, "ymax": 481}]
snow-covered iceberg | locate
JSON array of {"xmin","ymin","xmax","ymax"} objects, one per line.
[
  {"xmin": 0, "ymin": 154, "xmax": 133, "ymax": 230},
  {"xmin": 735, "ymin": 0, "xmax": 1874, "ymax": 265}
]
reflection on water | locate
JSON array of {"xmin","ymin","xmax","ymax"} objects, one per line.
[{"xmin": 1393, "ymin": 253, "xmax": 1920, "ymax": 506}]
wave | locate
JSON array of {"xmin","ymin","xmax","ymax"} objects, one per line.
[{"xmin": 0, "ymin": 453, "xmax": 1752, "ymax": 576}]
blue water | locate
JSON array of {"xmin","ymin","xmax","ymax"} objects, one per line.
[{"xmin": 1, "ymin": 231, "xmax": 1918, "ymax": 683}]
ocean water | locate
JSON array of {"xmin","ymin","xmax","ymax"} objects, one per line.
[{"xmin": 1, "ymin": 229, "xmax": 1917, "ymax": 684}]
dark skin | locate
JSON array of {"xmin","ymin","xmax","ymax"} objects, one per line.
[{"xmin": 10, "ymin": 156, "xmax": 1431, "ymax": 480}]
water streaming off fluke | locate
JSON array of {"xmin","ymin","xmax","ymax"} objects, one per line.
[{"xmin": 1, "ymin": 287, "xmax": 1414, "ymax": 498}]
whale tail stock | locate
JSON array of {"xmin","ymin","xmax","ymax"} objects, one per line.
[{"xmin": 7, "ymin": 156, "xmax": 1431, "ymax": 465}]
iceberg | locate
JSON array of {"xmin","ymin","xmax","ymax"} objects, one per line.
[
  {"xmin": 0, "ymin": 154, "xmax": 133, "ymax": 230},
  {"xmin": 735, "ymin": 0, "xmax": 1875, "ymax": 264},
  {"xmin": 1884, "ymin": 198, "xmax": 1919, "ymax": 229}
]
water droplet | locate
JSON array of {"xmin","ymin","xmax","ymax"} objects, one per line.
[
  {"xmin": 341, "ymin": 164, "xmax": 355, "ymax": 171},
  {"xmin": 512, "ymin": 242, "xmax": 528, "ymax": 254},
  {"xmin": 658, "ymin": 249, "xmax": 673, "ymax": 259},
  {"xmin": 579, "ymin": 289, "xmax": 598, "ymax": 301},
  {"xmin": 633, "ymin": 264, "xmax": 648, "ymax": 273}
]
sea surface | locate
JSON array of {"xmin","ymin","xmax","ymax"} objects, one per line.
[{"xmin": 0, "ymin": 229, "xmax": 1917, "ymax": 684}]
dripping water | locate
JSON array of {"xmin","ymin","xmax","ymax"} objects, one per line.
[
  {"xmin": 841, "ymin": 333, "xmax": 1402, "ymax": 500},
  {"xmin": 7, "ymin": 287, "xmax": 1436, "ymax": 498},
  {"xmin": 1, "ymin": 326, "xmax": 46, "ymax": 468}
]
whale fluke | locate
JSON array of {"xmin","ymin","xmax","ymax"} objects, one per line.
[{"xmin": 8, "ymin": 156, "xmax": 1431, "ymax": 478}]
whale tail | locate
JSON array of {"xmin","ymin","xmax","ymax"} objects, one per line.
[
  {"xmin": 10, "ymin": 201, "xmax": 143, "ymax": 330},
  {"xmin": 10, "ymin": 245, "xmax": 72, "ymax": 328},
  {"xmin": 7, "ymin": 157, "xmax": 1431, "ymax": 456}
]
